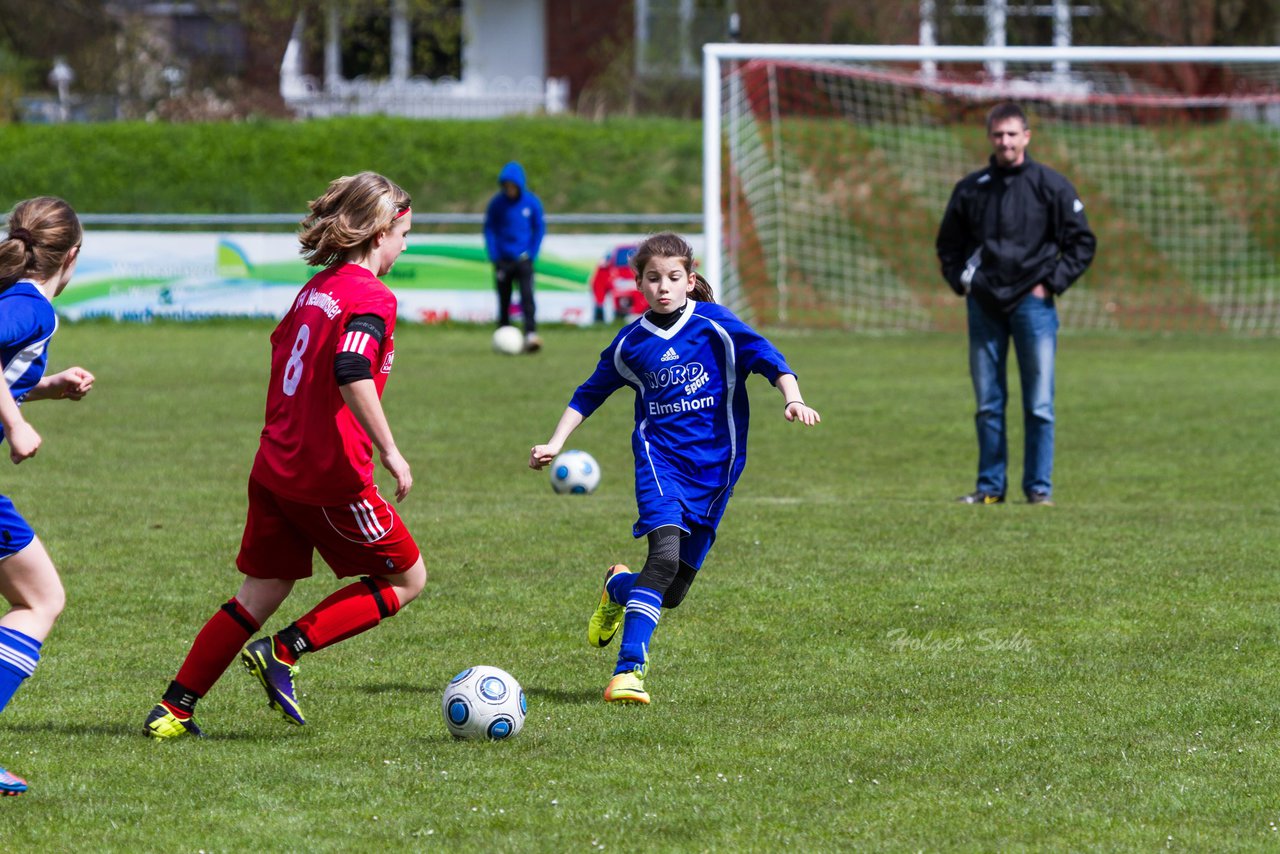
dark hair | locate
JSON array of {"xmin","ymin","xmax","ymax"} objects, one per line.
[
  {"xmin": 630, "ymin": 231, "xmax": 716, "ymax": 303},
  {"xmin": 1, "ymin": 196, "xmax": 82, "ymax": 288},
  {"xmin": 986, "ymin": 102, "xmax": 1029, "ymax": 133},
  {"xmin": 298, "ymin": 171, "xmax": 412, "ymax": 268}
]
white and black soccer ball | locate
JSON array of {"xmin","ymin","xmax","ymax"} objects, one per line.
[
  {"xmin": 550, "ymin": 449, "xmax": 601, "ymax": 494},
  {"xmin": 442, "ymin": 665, "xmax": 526, "ymax": 740},
  {"xmin": 492, "ymin": 325, "xmax": 525, "ymax": 355}
]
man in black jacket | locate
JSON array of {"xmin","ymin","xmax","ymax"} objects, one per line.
[{"xmin": 936, "ymin": 102, "xmax": 1096, "ymax": 506}]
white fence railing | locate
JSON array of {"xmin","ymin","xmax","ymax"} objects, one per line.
[{"xmin": 281, "ymin": 75, "xmax": 570, "ymax": 119}]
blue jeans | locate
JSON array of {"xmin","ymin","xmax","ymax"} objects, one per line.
[{"xmin": 967, "ymin": 293, "xmax": 1058, "ymax": 499}]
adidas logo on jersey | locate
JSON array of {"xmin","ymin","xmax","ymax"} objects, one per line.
[{"xmin": 660, "ymin": 347, "xmax": 680, "ymax": 362}]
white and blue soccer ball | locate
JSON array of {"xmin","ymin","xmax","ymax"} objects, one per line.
[
  {"xmin": 442, "ymin": 665, "xmax": 526, "ymax": 740},
  {"xmin": 550, "ymin": 449, "xmax": 601, "ymax": 494}
]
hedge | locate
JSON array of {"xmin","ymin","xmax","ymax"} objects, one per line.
[{"xmin": 0, "ymin": 116, "xmax": 703, "ymax": 216}]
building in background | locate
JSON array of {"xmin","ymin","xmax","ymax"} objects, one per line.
[
  {"xmin": 9, "ymin": 1, "xmax": 1276, "ymax": 123},
  {"xmin": 271, "ymin": 0, "xmax": 742, "ymax": 119},
  {"xmin": 282, "ymin": 0, "xmax": 571, "ymax": 118}
]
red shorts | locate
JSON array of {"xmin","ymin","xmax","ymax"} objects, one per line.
[{"xmin": 236, "ymin": 476, "xmax": 421, "ymax": 580}]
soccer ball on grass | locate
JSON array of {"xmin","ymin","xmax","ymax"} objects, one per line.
[
  {"xmin": 442, "ymin": 666, "xmax": 526, "ymax": 740},
  {"xmin": 492, "ymin": 325, "xmax": 525, "ymax": 355},
  {"xmin": 550, "ymin": 449, "xmax": 600, "ymax": 494}
]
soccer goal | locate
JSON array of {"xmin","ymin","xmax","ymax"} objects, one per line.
[{"xmin": 703, "ymin": 44, "xmax": 1280, "ymax": 333}]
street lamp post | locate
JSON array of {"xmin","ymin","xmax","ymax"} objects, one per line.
[{"xmin": 48, "ymin": 57, "xmax": 74, "ymax": 122}]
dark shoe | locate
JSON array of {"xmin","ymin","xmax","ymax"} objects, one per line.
[
  {"xmin": 957, "ymin": 490, "xmax": 1004, "ymax": 505},
  {"xmin": 1027, "ymin": 492, "xmax": 1055, "ymax": 506},
  {"xmin": 144, "ymin": 703, "xmax": 205, "ymax": 739},
  {"xmin": 241, "ymin": 638, "xmax": 306, "ymax": 725}
]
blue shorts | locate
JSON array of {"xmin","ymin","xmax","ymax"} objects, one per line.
[
  {"xmin": 633, "ymin": 497, "xmax": 718, "ymax": 570},
  {"xmin": 0, "ymin": 494, "xmax": 36, "ymax": 560}
]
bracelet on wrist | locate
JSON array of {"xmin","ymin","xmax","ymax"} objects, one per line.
[{"xmin": 784, "ymin": 400, "xmax": 805, "ymax": 409}]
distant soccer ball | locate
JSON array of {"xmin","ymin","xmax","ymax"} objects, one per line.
[
  {"xmin": 550, "ymin": 449, "xmax": 600, "ymax": 494},
  {"xmin": 442, "ymin": 665, "xmax": 527, "ymax": 740},
  {"xmin": 492, "ymin": 325, "xmax": 525, "ymax": 355}
]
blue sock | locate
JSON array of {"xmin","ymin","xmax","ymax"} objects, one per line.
[
  {"xmin": 606, "ymin": 569, "xmax": 637, "ymax": 605},
  {"xmin": 0, "ymin": 627, "xmax": 41, "ymax": 713},
  {"xmin": 615, "ymin": 586, "xmax": 662, "ymax": 675}
]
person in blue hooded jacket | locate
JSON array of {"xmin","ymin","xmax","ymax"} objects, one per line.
[{"xmin": 483, "ymin": 161, "xmax": 546, "ymax": 352}]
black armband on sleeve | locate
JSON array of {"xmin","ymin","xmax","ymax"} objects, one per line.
[
  {"xmin": 346, "ymin": 313, "xmax": 386, "ymax": 341},
  {"xmin": 333, "ymin": 313, "xmax": 387, "ymax": 386}
]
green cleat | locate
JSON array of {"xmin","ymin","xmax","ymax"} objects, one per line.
[
  {"xmin": 144, "ymin": 704, "xmax": 205, "ymax": 739},
  {"xmin": 588, "ymin": 564, "xmax": 633, "ymax": 648},
  {"xmin": 604, "ymin": 666, "xmax": 650, "ymax": 705}
]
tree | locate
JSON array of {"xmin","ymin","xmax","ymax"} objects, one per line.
[
  {"xmin": 0, "ymin": 0, "xmax": 121, "ymax": 96},
  {"xmin": 1077, "ymin": 0, "xmax": 1278, "ymax": 47}
]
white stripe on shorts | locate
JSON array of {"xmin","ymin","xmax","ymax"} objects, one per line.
[{"xmin": 349, "ymin": 499, "xmax": 388, "ymax": 542}]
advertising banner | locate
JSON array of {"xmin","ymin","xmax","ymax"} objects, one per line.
[{"xmin": 58, "ymin": 232, "xmax": 702, "ymax": 324}]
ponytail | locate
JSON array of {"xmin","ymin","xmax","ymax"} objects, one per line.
[
  {"xmin": 1, "ymin": 197, "xmax": 81, "ymax": 288},
  {"xmin": 691, "ymin": 272, "xmax": 716, "ymax": 304},
  {"xmin": 0, "ymin": 236, "xmax": 32, "ymax": 286}
]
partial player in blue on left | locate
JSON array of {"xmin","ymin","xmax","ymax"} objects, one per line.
[{"xmin": 0, "ymin": 196, "xmax": 97, "ymax": 796}]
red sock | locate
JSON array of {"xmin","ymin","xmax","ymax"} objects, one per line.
[
  {"xmin": 294, "ymin": 577, "xmax": 401, "ymax": 653},
  {"xmin": 174, "ymin": 598, "xmax": 261, "ymax": 697}
]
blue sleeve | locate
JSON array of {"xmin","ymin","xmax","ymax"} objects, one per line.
[
  {"xmin": 0, "ymin": 303, "xmax": 28, "ymax": 346},
  {"xmin": 529, "ymin": 194, "xmax": 546, "ymax": 261},
  {"xmin": 0, "ymin": 293, "xmax": 42, "ymax": 349},
  {"xmin": 712, "ymin": 306, "xmax": 793, "ymax": 384},
  {"xmin": 567, "ymin": 338, "xmax": 628, "ymax": 418},
  {"xmin": 482, "ymin": 196, "xmax": 499, "ymax": 262}
]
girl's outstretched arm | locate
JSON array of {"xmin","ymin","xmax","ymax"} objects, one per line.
[
  {"xmin": 776, "ymin": 374, "xmax": 821, "ymax": 426},
  {"xmin": 26, "ymin": 367, "xmax": 95, "ymax": 401},
  {"xmin": 529, "ymin": 407, "xmax": 585, "ymax": 469}
]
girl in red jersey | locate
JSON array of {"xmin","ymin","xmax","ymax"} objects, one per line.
[{"xmin": 146, "ymin": 172, "xmax": 426, "ymax": 738}]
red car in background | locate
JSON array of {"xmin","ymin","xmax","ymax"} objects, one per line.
[{"xmin": 590, "ymin": 244, "xmax": 643, "ymax": 322}]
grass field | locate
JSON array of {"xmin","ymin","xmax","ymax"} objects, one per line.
[{"xmin": 2, "ymin": 320, "xmax": 1278, "ymax": 851}]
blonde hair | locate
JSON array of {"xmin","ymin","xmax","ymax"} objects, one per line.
[
  {"xmin": 1, "ymin": 196, "xmax": 82, "ymax": 288},
  {"xmin": 631, "ymin": 231, "xmax": 716, "ymax": 303},
  {"xmin": 298, "ymin": 172, "xmax": 412, "ymax": 267}
]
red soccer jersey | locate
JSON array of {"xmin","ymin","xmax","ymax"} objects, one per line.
[{"xmin": 250, "ymin": 263, "xmax": 398, "ymax": 504}]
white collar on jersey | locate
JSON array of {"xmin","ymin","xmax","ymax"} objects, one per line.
[{"xmin": 640, "ymin": 298, "xmax": 698, "ymax": 340}]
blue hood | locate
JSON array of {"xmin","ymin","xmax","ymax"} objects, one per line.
[{"xmin": 498, "ymin": 161, "xmax": 527, "ymax": 191}]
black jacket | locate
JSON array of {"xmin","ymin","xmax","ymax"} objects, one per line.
[{"xmin": 936, "ymin": 154, "xmax": 1096, "ymax": 314}]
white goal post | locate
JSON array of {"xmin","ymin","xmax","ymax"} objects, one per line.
[{"xmin": 703, "ymin": 44, "xmax": 1280, "ymax": 333}]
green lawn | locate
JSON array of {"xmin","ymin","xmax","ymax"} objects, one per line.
[{"xmin": 2, "ymin": 321, "xmax": 1278, "ymax": 851}]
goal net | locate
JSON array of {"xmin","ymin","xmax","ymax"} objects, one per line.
[{"xmin": 704, "ymin": 45, "xmax": 1280, "ymax": 334}]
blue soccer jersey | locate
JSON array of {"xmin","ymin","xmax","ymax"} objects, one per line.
[
  {"xmin": 0, "ymin": 280, "xmax": 56, "ymax": 557},
  {"xmin": 568, "ymin": 300, "xmax": 793, "ymax": 533},
  {"xmin": 0, "ymin": 281, "xmax": 57, "ymax": 444}
]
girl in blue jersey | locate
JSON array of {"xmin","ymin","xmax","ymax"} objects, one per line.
[
  {"xmin": 530, "ymin": 232, "xmax": 820, "ymax": 704},
  {"xmin": 0, "ymin": 197, "xmax": 95, "ymax": 794}
]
